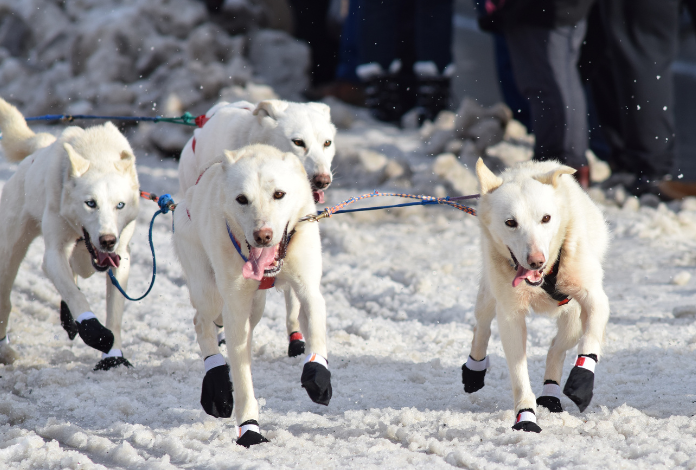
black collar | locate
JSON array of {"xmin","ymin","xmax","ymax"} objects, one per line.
[{"xmin": 541, "ymin": 249, "xmax": 571, "ymax": 305}]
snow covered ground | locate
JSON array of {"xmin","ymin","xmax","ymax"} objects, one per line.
[{"xmin": 2, "ymin": 121, "xmax": 696, "ymax": 470}]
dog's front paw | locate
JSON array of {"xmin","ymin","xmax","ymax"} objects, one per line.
[
  {"xmin": 94, "ymin": 349, "xmax": 133, "ymax": 371},
  {"xmin": 536, "ymin": 380, "xmax": 563, "ymax": 413},
  {"xmin": 60, "ymin": 301, "xmax": 79, "ymax": 340},
  {"xmin": 201, "ymin": 354, "xmax": 234, "ymax": 418},
  {"xmin": 563, "ymin": 354, "xmax": 597, "ymax": 412},
  {"xmin": 76, "ymin": 312, "xmax": 114, "ymax": 353},
  {"xmin": 0, "ymin": 335, "xmax": 18, "ymax": 365},
  {"xmin": 512, "ymin": 409, "xmax": 542, "ymax": 433},
  {"xmin": 462, "ymin": 355, "xmax": 489, "ymax": 393},
  {"xmin": 288, "ymin": 331, "xmax": 305, "ymax": 358},
  {"xmin": 236, "ymin": 420, "xmax": 269, "ymax": 448},
  {"xmin": 301, "ymin": 353, "xmax": 332, "ymax": 405}
]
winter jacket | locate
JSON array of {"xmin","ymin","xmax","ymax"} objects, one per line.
[{"xmin": 478, "ymin": 0, "xmax": 595, "ymax": 32}]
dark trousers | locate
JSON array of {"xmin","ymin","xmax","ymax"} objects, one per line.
[
  {"xmin": 599, "ymin": 0, "xmax": 680, "ymax": 178},
  {"xmin": 358, "ymin": 0, "xmax": 453, "ymax": 73},
  {"xmin": 505, "ymin": 22, "xmax": 589, "ymax": 169}
]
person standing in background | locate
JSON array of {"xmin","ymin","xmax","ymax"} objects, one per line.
[
  {"xmin": 356, "ymin": 0, "xmax": 455, "ymax": 125},
  {"xmin": 479, "ymin": 0, "xmax": 595, "ymax": 188}
]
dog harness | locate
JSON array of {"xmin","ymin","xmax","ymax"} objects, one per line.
[
  {"xmin": 191, "ymin": 103, "xmax": 254, "ymax": 153},
  {"xmin": 541, "ymin": 250, "xmax": 571, "ymax": 306}
]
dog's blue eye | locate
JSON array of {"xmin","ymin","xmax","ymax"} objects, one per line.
[
  {"xmin": 292, "ymin": 139, "xmax": 305, "ymax": 148},
  {"xmin": 85, "ymin": 200, "xmax": 97, "ymax": 209},
  {"xmin": 116, "ymin": 202, "xmax": 125, "ymax": 210}
]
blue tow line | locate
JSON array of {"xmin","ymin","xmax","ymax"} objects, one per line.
[{"xmin": 107, "ymin": 194, "xmax": 174, "ymax": 301}]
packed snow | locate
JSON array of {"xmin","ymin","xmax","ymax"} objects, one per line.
[{"xmin": 1, "ymin": 117, "xmax": 696, "ymax": 469}]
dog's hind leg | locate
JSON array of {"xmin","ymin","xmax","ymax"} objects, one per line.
[
  {"xmin": 564, "ymin": 287, "xmax": 610, "ymax": 412},
  {"xmin": 284, "ymin": 287, "xmax": 305, "ymax": 357},
  {"xmin": 0, "ymin": 209, "xmax": 40, "ymax": 364},
  {"xmin": 537, "ymin": 304, "xmax": 583, "ymax": 413},
  {"xmin": 498, "ymin": 308, "xmax": 541, "ymax": 432},
  {"xmin": 463, "ymin": 284, "xmax": 495, "ymax": 393}
]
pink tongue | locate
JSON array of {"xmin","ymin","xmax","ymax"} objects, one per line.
[
  {"xmin": 313, "ymin": 190, "xmax": 325, "ymax": 204},
  {"xmin": 96, "ymin": 251, "xmax": 121, "ymax": 268},
  {"xmin": 512, "ymin": 266, "xmax": 543, "ymax": 287},
  {"xmin": 242, "ymin": 246, "xmax": 278, "ymax": 281}
]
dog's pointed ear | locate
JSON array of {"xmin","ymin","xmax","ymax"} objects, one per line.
[
  {"xmin": 114, "ymin": 150, "xmax": 135, "ymax": 173},
  {"xmin": 64, "ymin": 143, "xmax": 90, "ymax": 177},
  {"xmin": 307, "ymin": 102, "xmax": 331, "ymax": 121},
  {"xmin": 476, "ymin": 158, "xmax": 502, "ymax": 194},
  {"xmin": 223, "ymin": 149, "xmax": 244, "ymax": 163},
  {"xmin": 535, "ymin": 165, "xmax": 576, "ymax": 188},
  {"xmin": 252, "ymin": 100, "xmax": 289, "ymax": 121}
]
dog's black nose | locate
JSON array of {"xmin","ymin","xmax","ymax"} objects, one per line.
[
  {"xmin": 313, "ymin": 173, "xmax": 331, "ymax": 189},
  {"xmin": 253, "ymin": 228, "xmax": 273, "ymax": 246},
  {"xmin": 99, "ymin": 234, "xmax": 117, "ymax": 251}
]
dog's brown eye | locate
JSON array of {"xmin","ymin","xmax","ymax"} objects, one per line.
[
  {"xmin": 292, "ymin": 139, "xmax": 305, "ymax": 148},
  {"xmin": 236, "ymin": 195, "xmax": 248, "ymax": 205},
  {"xmin": 324, "ymin": 140, "xmax": 331, "ymax": 148},
  {"xmin": 505, "ymin": 219, "xmax": 517, "ymax": 228},
  {"xmin": 273, "ymin": 191, "xmax": 285, "ymax": 200},
  {"xmin": 541, "ymin": 215, "xmax": 551, "ymax": 223}
]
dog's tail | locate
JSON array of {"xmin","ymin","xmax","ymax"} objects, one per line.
[{"xmin": 0, "ymin": 97, "xmax": 56, "ymax": 162}]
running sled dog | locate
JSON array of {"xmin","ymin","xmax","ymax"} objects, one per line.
[
  {"xmin": 173, "ymin": 144, "xmax": 331, "ymax": 447},
  {"xmin": 0, "ymin": 98, "xmax": 139, "ymax": 370},
  {"xmin": 462, "ymin": 158, "xmax": 610, "ymax": 432},
  {"xmin": 178, "ymin": 99, "xmax": 336, "ymax": 357}
]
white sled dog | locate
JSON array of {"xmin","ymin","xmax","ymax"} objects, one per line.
[
  {"xmin": 173, "ymin": 144, "xmax": 331, "ymax": 447},
  {"xmin": 0, "ymin": 98, "xmax": 140, "ymax": 370},
  {"xmin": 462, "ymin": 158, "xmax": 610, "ymax": 432},
  {"xmin": 178, "ymin": 99, "xmax": 336, "ymax": 357}
]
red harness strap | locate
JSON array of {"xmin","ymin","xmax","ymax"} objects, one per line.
[{"xmin": 191, "ymin": 114, "xmax": 210, "ymax": 153}]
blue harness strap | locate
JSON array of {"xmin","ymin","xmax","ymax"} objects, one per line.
[{"xmin": 226, "ymin": 222, "xmax": 248, "ymax": 262}]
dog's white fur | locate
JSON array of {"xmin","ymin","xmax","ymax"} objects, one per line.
[
  {"xmin": 469, "ymin": 158, "xmax": 610, "ymax": 417},
  {"xmin": 173, "ymin": 144, "xmax": 327, "ymax": 426},
  {"xmin": 178, "ymin": 99, "xmax": 336, "ymax": 343},
  {"xmin": 0, "ymin": 98, "xmax": 139, "ymax": 363}
]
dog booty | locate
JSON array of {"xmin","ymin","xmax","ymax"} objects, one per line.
[
  {"xmin": 462, "ymin": 355, "xmax": 489, "ymax": 393},
  {"xmin": 94, "ymin": 349, "xmax": 133, "ymax": 371},
  {"xmin": 536, "ymin": 380, "xmax": 563, "ymax": 413},
  {"xmin": 563, "ymin": 354, "xmax": 597, "ymax": 412},
  {"xmin": 512, "ymin": 409, "xmax": 542, "ymax": 433},
  {"xmin": 76, "ymin": 312, "xmax": 114, "ymax": 353},
  {"xmin": 236, "ymin": 420, "xmax": 269, "ymax": 448},
  {"xmin": 60, "ymin": 301, "xmax": 79, "ymax": 340},
  {"xmin": 200, "ymin": 354, "xmax": 234, "ymax": 418},
  {"xmin": 301, "ymin": 353, "xmax": 332, "ymax": 405},
  {"xmin": 288, "ymin": 331, "xmax": 305, "ymax": 358}
]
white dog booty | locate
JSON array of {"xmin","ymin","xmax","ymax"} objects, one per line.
[
  {"xmin": 563, "ymin": 354, "xmax": 597, "ymax": 412},
  {"xmin": 301, "ymin": 353, "xmax": 332, "ymax": 405},
  {"xmin": 462, "ymin": 355, "xmax": 489, "ymax": 393}
]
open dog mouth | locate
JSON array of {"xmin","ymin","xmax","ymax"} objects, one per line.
[
  {"xmin": 81, "ymin": 228, "xmax": 121, "ymax": 272},
  {"xmin": 242, "ymin": 224, "xmax": 296, "ymax": 281},
  {"xmin": 312, "ymin": 188, "xmax": 325, "ymax": 204},
  {"xmin": 508, "ymin": 248, "xmax": 544, "ymax": 287}
]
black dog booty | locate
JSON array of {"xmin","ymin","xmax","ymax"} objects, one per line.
[
  {"xmin": 563, "ymin": 354, "xmax": 597, "ymax": 412},
  {"xmin": 76, "ymin": 312, "xmax": 114, "ymax": 353},
  {"xmin": 288, "ymin": 331, "xmax": 305, "ymax": 358},
  {"xmin": 462, "ymin": 355, "xmax": 489, "ymax": 393},
  {"xmin": 512, "ymin": 409, "xmax": 542, "ymax": 433},
  {"xmin": 60, "ymin": 301, "xmax": 79, "ymax": 340},
  {"xmin": 94, "ymin": 349, "xmax": 133, "ymax": 371},
  {"xmin": 236, "ymin": 420, "xmax": 269, "ymax": 448},
  {"xmin": 301, "ymin": 353, "xmax": 332, "ymax": 405},
  {"xmin": 200, "ymin": 354, "xmax": 234, "ymax": 418},
  {"xmin": 536, "ymin": 380, "xmax": 563, "ymax": 413}
]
